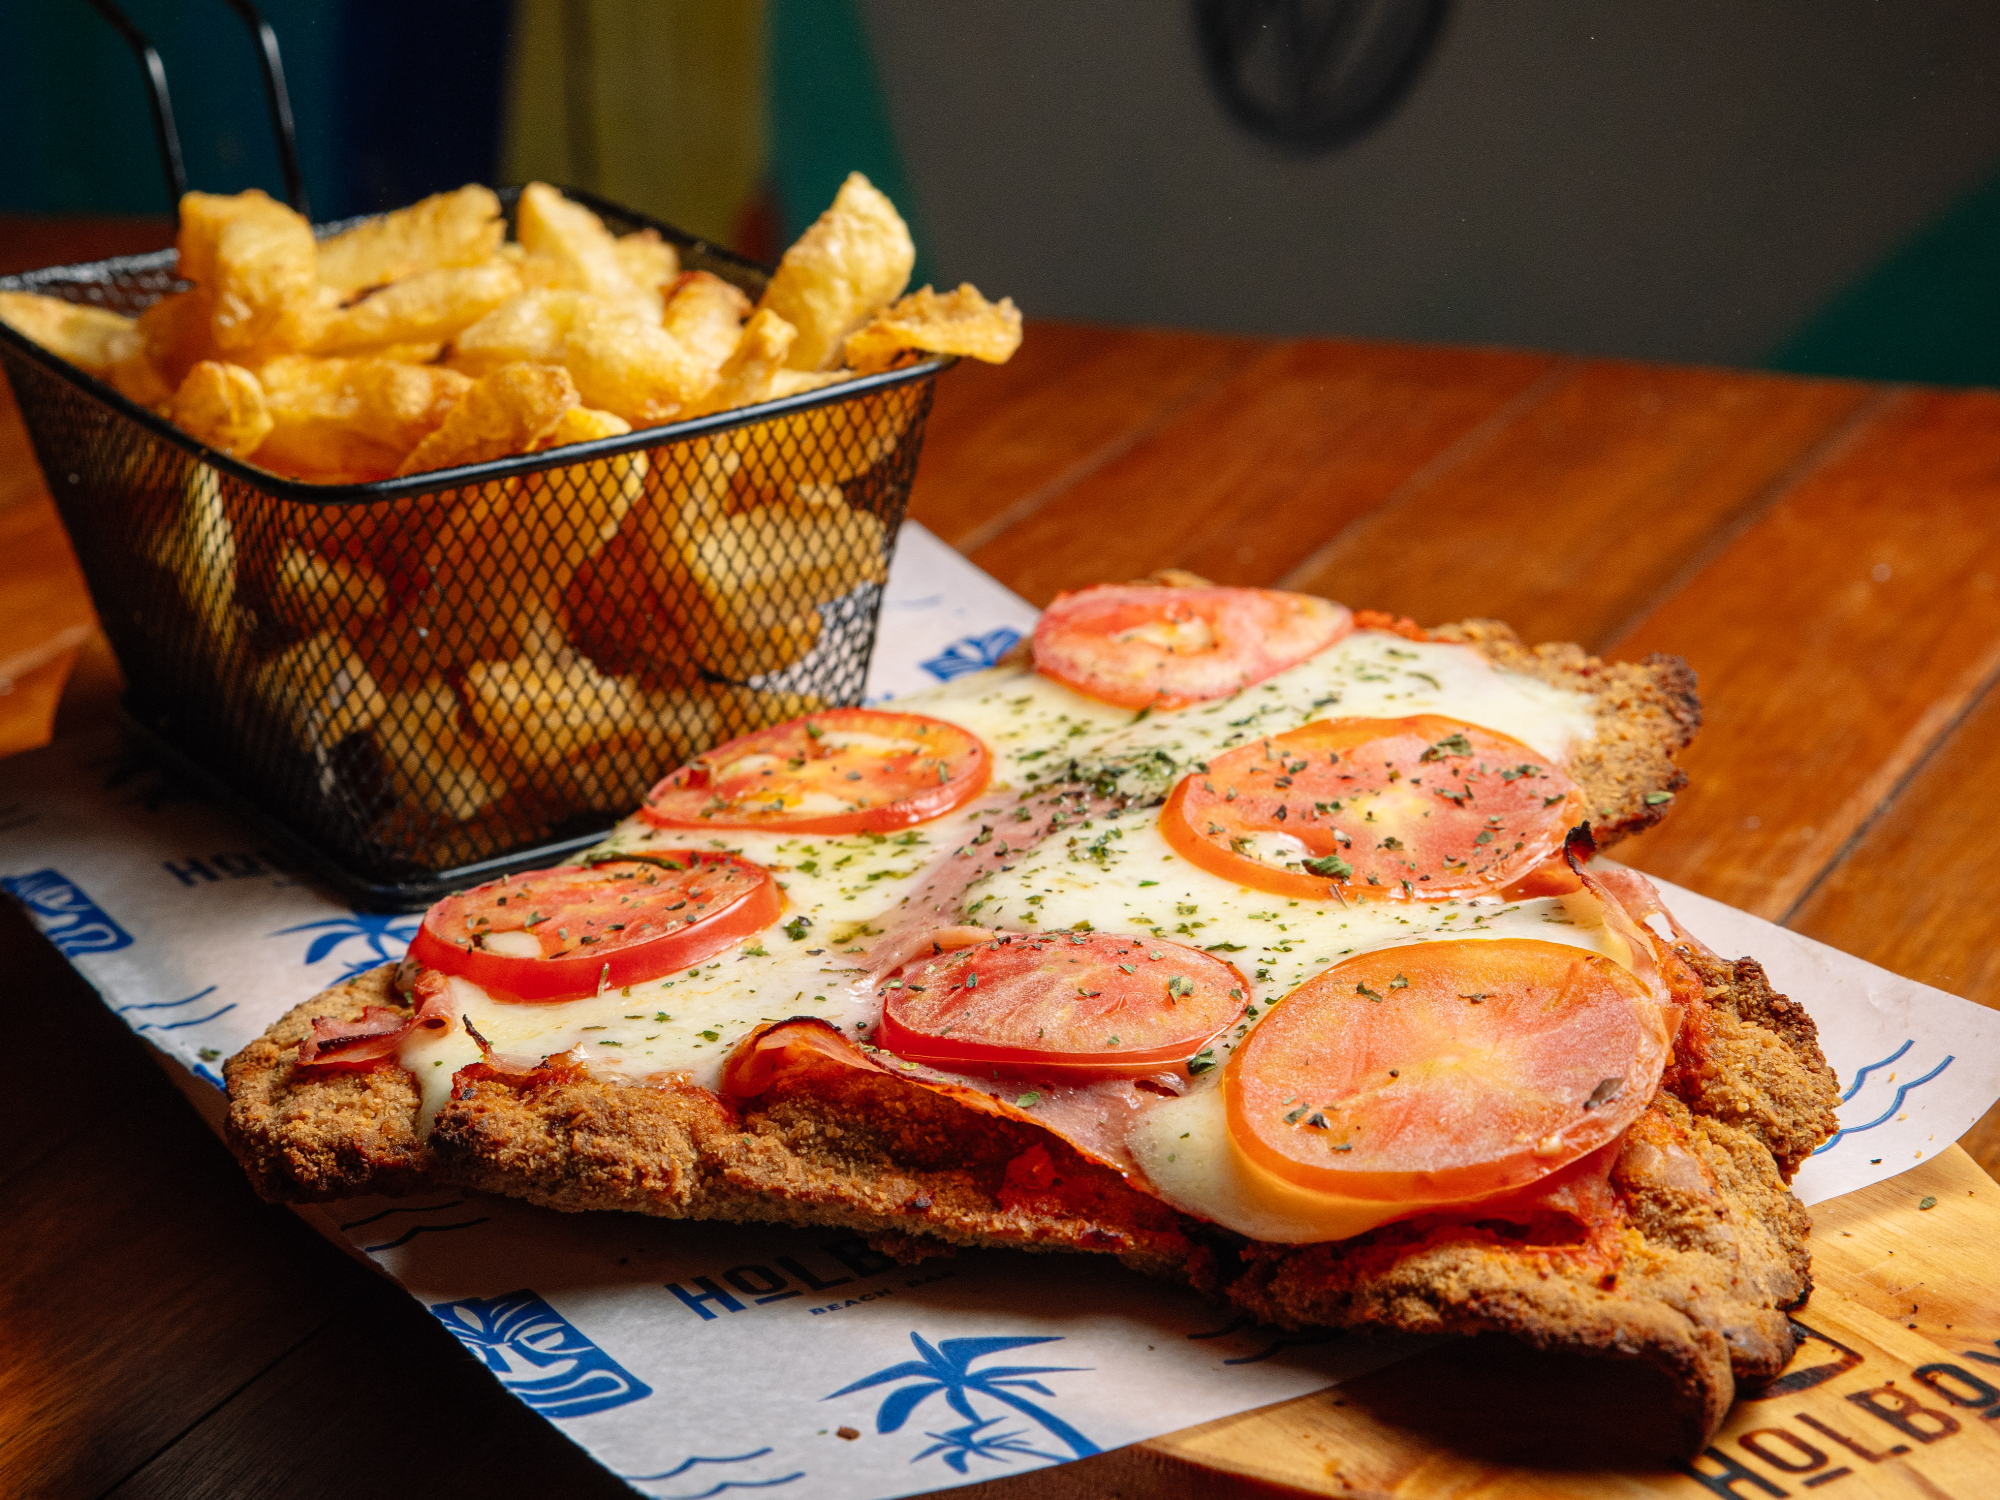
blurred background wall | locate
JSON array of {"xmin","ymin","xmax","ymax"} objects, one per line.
[{"xmin": 2, "ymin": 0, "xmax": 1997, "ymax": 383}]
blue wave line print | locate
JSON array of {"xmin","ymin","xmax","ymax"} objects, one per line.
[
  {"xmin": 1223, "ymin": 1330, "xmax": 1341, "ymax": 1365},
  {"xmin": 136, "ymin": 1004, "xmax": 237, "ymax": 1032},
  {"xmin": 624, "ymin": 1452, "xmax": 774, "ymax": 1482},
  {"xmin": 340, "ymin": 1199, "xmax": 467, "ymax": 1231},
  {"xmin": 118, "ymin": 985, "xmax": 218, "ymax": 1013},
  {"xmin": 634, "ymin": 1477, "xmax": 804, "ymax": 1500},
  {"xmin": 1842, "ymin": 1040, "xmax": 1913, "ymax": 1103},
  {"xmin": 1186, "ymin": 1315, "xmax": 1256, "ymax": 1341},
  {"xmin": 1813, "ymin": 1055, "xmax": 1955, "ymax": 1155},
  {"xmin": 361, "ymin": 1217, "xmax": 490, "ymax": 1252}
]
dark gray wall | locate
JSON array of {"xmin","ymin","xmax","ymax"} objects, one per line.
[{"xmin": 859, "ymin": 1, "xmax": 2000, "ymax": 364}]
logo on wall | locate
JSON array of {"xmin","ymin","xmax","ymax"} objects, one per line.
[
  {"xmin": 429, "ymin": 1289, "xmax": 654, "ymax": 1419},
  {"xmin": 1, "ymin": 868, "xmax": 134, "ymax": 956}
]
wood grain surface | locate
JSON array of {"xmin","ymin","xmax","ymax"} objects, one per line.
[{"xmin": 4, "ymin": 288, "xmax": 1999, "ymax": 1500}]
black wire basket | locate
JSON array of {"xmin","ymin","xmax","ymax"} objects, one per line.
[{"xmin": 0, "ymin": 189, "xmax": 946, "ymax": 908}]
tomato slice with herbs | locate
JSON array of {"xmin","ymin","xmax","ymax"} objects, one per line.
[
  {"xmin": 1161, "ymin": 715, "xmax": 1584, "ymax": 901},
  {"xmin": 1033, "ymin": 584, "xmax": 1352, "ymax": 710},
  {"xmin": 641, "ymin": 708, "xmax": 990, "ymax": 834},
  {"xmin": 876, "ymin": 930, "xmax": 1248, "ymax": 1078},
  {"xmin": 407, "ymin": 853, "xmax": 781, "ymax": 1002},
  {"xmin": 1227, "ymin": 939, "xmax": 1670, "ymax": 1203}
]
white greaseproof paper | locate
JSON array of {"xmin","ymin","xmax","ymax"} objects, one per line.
[{"xmin": 4, "ymin": 521, "xmax": 1997, "ymax": 1499}]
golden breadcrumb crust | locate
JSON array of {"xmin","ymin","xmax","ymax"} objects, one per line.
[
  {"xmin": 225, "ymin": 942, "xmax": 1837, "ymax": 1451},
  {"xmin": 223, "ymin": 608, "xmax": 1801, "ymax": 1451}
]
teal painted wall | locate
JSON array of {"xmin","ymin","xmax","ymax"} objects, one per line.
[{"xmin": 1770, "ymin": 167, "xmax": 2000, "ymax": 390}]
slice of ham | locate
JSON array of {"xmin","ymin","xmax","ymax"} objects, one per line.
[
  {"xmin": 295, "ymin": 1005, "xmax": 412, "ymax": 1070},
  {"xmin": 293, "ymin": 970, "xmax": 461, "ymax": 1073},
  {"xmin": 719, "ymin": 1016, "xmax": 1173, "ymax": 1178}
]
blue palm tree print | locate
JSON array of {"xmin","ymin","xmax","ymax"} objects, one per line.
[
  {"xmin": 912, "ymin": 1420, "xmax": 1066, "ymax": 1475},
  {"xmin": 273, "ymin": 910, "xmax": 421, "ymax": 980},
  {"xmin": 825, "ymin": 1333, "xmax": 1098, "ymax": 1472}
]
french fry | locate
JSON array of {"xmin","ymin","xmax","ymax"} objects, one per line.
[
  {"xmin": 316, "ymin": 184, "xmax": 506, "ymax": 296},
  {"xmin": 644, "ymin": 498, "xmax": 887, "ymax": 679},
  {"xmin": 729, "ymin": 378, "xmax": 922, "ymax": 490},
  {"xmin": 758, "ymin": 171, "xmax": 914, "ymax": 371},
  {"xmin": 561, "ymin": 523, "xmax": 702, "ymax": 691},
  {"xmin": 372, "ymin": 676, "xmax": 511, "ymax": 821},
  {"xmin": 171, "ymin": 362, "xmax": 273, "ymax": 457},
  {"xmin": 613, "ymin": 229, "xmax": 679, "ymax": 298},
  {"xmin": 448, "ymin": 289, "xmax": 587, "ymax": 376},
  {"xmin": 136, "ymin": 289, "xmax": 218, "ymax": 388},
  {"xmin": 680, "ymin": 308, "xmax": 795, "ymax": 417},
  {"xmin": 0, "ymin": 291, "xmax": 136, "ymax": 374},
  {"xmin": 661, "ymin": 271, "xmax": 751, "ymax": 373},
  {"xmin": 395, "ymin": 361, "xmax": 577, "ymax": 476},
  {"xmin": 255, "ymin": 357, "xmax": 473, "ymax": 479},
  {"xmin": 253, "ymin": 629, "xmax": 386, "ymax": 748},
  {"xmin": 553, "ymin": 742, "xmax": 663, "ymax": 813},
  {"xmin": 559, "ymin": 297, "xmax": 712, "ymax": 425},
  {"xmin": 314, "ymin": 261, "xmax": 522, "ymax": 353},
  {"xmin": 463, "ymin": 648, "xmax": 651, "ymax": 770},
  {"xmin": 152, "ymin": 467, "xmax": 241, "ymax": 662},
  {"xmin": 529, "ymin": 405, "xmax": 648, "ymax": 537},
  {"xmin": 176, "ymin": 189, "xmax": 322, "ymax": 352},
  {"xmin": 269, "ymin": 544, "xmax": 389, "ymax": 634},
  {"xmin": 516, "ymin": 183, "xmax": 661, "ymax": 319},
  {"xmin": 344, "ymin": 340, "xmax": 446, "ymax": 365},
  {"xmin": 106, "ymin": 336, "xmax": 175, "ymax": 410},
  {"xmin": 844, "ymin": 283, "xmax": 1023, "ymax": 374},
  {"xmin": 350, "ymin": 589, "xmax": 564, "ymax": 690}
]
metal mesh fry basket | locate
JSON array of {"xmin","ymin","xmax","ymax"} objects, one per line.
[{"xmin": 0, "ymin": 188, "xmax": 946, "ymax": 908}]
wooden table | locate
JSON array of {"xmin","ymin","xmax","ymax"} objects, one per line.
[{"xmin": 5, "ymin": 277, "xmax": 2000, "ymax": 1496}]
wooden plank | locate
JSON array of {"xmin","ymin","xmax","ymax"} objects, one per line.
[
  {"xmin": 1136, "ymin": 1149, "xmax": 2000, "ymax": 1498},
  {"xmin": 1788, "ymin": 677, "xmax": 2000, "ymax": 1177},
  {"xmin": 0, "ymin": 215, "xmax": 172, "ymax": 277},
  {"xmin": 969, "ymin": 340, "xmax": 1563, "ymax": 605},
  {"xmin": 909, "ymin": 322, "xmax": 1260, "ymax": 553},
  {"xmin": 104, "ymin": 1276, "xmax": 633, "ymax": 1500},
  {"xmin": 0, "ymin": 903, "xmax": 170, "ymax": 1195},
  {"xmin": 1609, "ymin": 387, "xmax": 2000, "ymax": 919},
  {"xmin": 1281, "ymin": 362, "xmax": 1878, "ymax": 653},
  {"xmin": 0, "ymin": 1121, "xmax": 334, "ymax": 1500}
]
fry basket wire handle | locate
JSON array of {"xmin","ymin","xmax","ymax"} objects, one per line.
[
  {"xmin": 83, "ymin": 0, "xmax": 187, "ymax": 214},
  {"xmin": 221, "ymin": 0, "xmax": 311, "ymax": 218},
  {"xmin": 80, "ymin": 0, "xmax": 311, "ymax": 219}
]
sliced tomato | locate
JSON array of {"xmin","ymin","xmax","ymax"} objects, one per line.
[
  {"xmin": 1161, "ymin": 714, "xmax": 1584, "ymax": 901},
  {"xmin": 641, "ymin": 707, "xmax": 989, "ymax": 834},
  {"xmin": 407, "ymin": 853, "xmax": 781, "ymax": 1002},
  {"xmin": 1033, "ymin": 584, "xmax": 1352, "ymax": 710},
  {"xmin": 1226, "ymin": 938, "xmax": 1670, "ymax": 1202},
  {"xmin": 875, "ymin": 930, "xmax": 1247, "ymax": 1078}
]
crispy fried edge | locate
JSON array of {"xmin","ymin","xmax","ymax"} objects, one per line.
[
  {"xmin": 225, "ymin": 946, "xmax": 1837, "ymax": 1448},
  {"xmin": 1425, "ymin": 618, "xmax": 1700, "ymax": 847},
  {"xmin": 222, "ymin": 965, "xmax": 439, "ymax": 1201}
]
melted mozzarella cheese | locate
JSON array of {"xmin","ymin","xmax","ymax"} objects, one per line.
[
  {"xmin": 1127, "ymin": 1087, "xmax": 1430, "ymax": 1243},
  {"xmin": 1079, "ymin": 631, "xmax": 1596, "ymax": 796},
  {"xmin": 399, "ymin": 622, "xmax": 1617, "ymax": 1249}
]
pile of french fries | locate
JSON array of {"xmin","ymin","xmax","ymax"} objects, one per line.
[{"xmin": 1, "ymin": 176, "xmax": 1021, "ymax": 866}]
